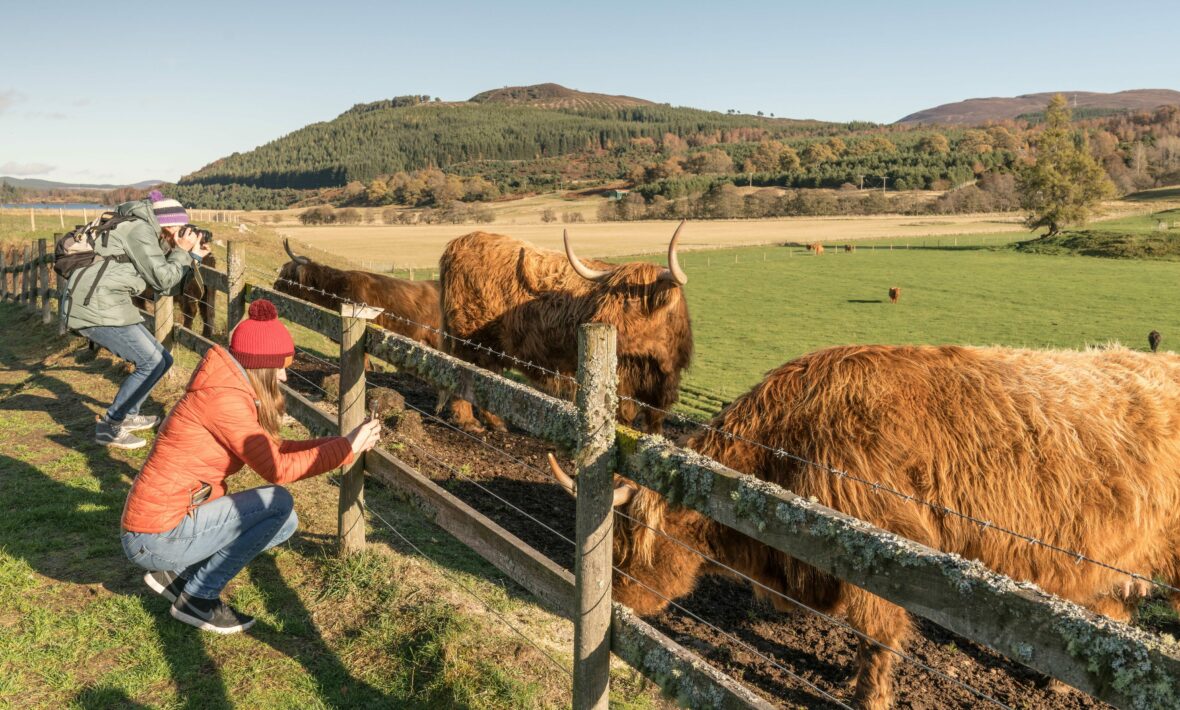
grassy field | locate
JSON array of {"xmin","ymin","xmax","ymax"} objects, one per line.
[
  {"xmin": 602, "ymin": 209, "xmax": 1180, "ymax": 409},
  {"xmin": 0, "ymin": 305, "xmax": 666, "ymax": 709}
]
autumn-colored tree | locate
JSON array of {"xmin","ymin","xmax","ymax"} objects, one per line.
[
  {"xmin": 749, "ymin": 140, "xmax": 787, "ymax": 172},
  {"xmin": 957, "ymin": 130, "xmax": 993, "ymax": 154},
  {"xmin": 825, "ymin": 137, "xmax": 847, "ymax": 156},
  {"xmin": 1017, "ymin": 94, "xmax": 1116, "ymax": 236},
  {"xmin": 801, "ymin": 142, "xmax": 836, "ymax": 167},
  {"xmin": 916, "ymin": 134, "xmax": 950, "ymax": 155},
  {"xmin": 683, "ymin": 149, "xmax": 735, "ymax": 174}
]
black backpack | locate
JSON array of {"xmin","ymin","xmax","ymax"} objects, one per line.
[{"xmin": 53, "ymin": 212, "xmax": 139, "ymax": 280}]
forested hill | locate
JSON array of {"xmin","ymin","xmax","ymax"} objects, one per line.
[
  {"xmin": 181, "ymin": 90, "xmax": 835, "ymax": 191},
  {"xmin": 166, "ymin": 84, "xmax": 1180, "ymax": 210}
]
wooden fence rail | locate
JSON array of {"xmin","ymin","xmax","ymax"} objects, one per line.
[{"xmin": 4, "ymin": 241, "xmax": 1179, "ymax": 709}]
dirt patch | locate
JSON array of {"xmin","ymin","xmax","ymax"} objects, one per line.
[{"xmin": 288, "ymin": 355, "xmax": 1107, "ymax": 709}]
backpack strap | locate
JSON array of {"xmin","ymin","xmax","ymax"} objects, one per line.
[{"xmin": 79, "ymin": 254, "xmax": 133, "ymax": 307}]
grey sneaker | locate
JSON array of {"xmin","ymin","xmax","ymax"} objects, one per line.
[
  {"xmin": 120, "ymin": 413, "xmax": 160, "ymax": 433},
  {"xmin": 96, "ymin": 415, "xmax": 146, "ymax": 450}
]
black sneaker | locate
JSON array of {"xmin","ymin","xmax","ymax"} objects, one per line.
[
  {"xmin": 170, "ymin": 592, "xmax": 256, "ymax": 634},
  {"xmin": 143, "ymin": 570, "xmax": 186, "ymax": 603}
]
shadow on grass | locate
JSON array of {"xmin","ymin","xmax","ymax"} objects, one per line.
[{"xmin": 0, "ymin": 320, "xmax": 394, "ymax": 707}]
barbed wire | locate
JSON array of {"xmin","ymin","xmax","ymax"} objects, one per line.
[
  {"xmin": 246, "ymin": 267, "xmax": 579, "ymax": 389},
  {"xmin": 620, "ymin": 394, "xmax": 1180, "ymax": 597}
]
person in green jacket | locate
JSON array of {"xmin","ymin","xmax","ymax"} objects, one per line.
[{"xmin": 66, "ymin": 191, "xmax": 211, "ymax": 449}]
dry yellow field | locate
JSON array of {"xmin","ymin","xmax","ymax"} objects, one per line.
[{"xmin": 276, "ymin": 213, "xmax": 1031, "ymax": 269}]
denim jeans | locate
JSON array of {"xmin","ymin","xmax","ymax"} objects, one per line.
[
  {"xmin": 122, "ymin": 485, "xmax": 298, "ymax": 599},
  {"xmin": 79, "ymin": 322, "xmax": 173, "ymax": 422}
]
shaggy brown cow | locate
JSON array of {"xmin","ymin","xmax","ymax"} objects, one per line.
[
  {"xmin": 551, "ymin": 344, "xmax": 1180, "ymax": 709},
  {"xmin": 1149, "ymin": 330, "xmax": 1162, "ymax": 352},
  {"xmin": 440, "ymin": 223, "xmax": 692, "ymax": 434},
  {"xmin": 888, "ymin": 286, "xmax": 900, "ymax": 304},
  {"xmin": 808, "ymin": 242, "xmax": 825, "ymax": 255},
  {"xmin": 133, "ymin": 253, "xmax": 218, "ymax": 339},
  {"xmin": 276, "ymin": 240, "xmax": 441, "ymax": 348},
  {"xmin": 844, "ymin": 244, "xmax": 855, "ymax": 253}
]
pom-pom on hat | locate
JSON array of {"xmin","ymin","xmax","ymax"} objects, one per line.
[
  {"xmin": 230, "ymin": 299, "xmax": 295, "ymax": 369},
  {"xmin": 148, "ymin": 189, "xmax": 189, "ymax": 228}
]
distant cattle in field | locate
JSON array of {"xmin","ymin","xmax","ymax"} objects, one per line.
[
  {"xmin": 844, "ymin": 244, "xmax": 855, "ymax": 252},
  {"xmin": 1150, "ymin": 330, "xmax": 1162, "ymax": 352},
  {"xmin": 888, "ymin": 287, "xmax": 901, "ymax": 304},
  {"xmin": 807, "ymin": 242, "xmax": 824, "ymax": 255}
]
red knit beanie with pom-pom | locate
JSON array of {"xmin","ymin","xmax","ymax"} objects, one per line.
[{"xmin": 230, "ymin": 300, "xmax": 295, "ymax": 369}]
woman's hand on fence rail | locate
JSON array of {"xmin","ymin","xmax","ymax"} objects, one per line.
[{"xmin": 346, "ymin": 419, "xmax": 381, "ymax": 456}]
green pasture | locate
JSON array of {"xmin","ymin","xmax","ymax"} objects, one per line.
[{"xmin": 620, "ymin": 219, "xmax": 1180, "ymax": 410}]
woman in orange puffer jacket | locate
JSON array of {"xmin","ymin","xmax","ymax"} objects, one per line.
[{"xmin": 121, "ymin": 299, "xmax": 381, "ymax": 634}]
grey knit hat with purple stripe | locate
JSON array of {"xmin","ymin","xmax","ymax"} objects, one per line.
[{"xmin": 148, "ymin": 189, "xmax": 189, "ymax": 227}]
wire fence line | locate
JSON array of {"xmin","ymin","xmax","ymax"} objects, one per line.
[
  {"xmin": 283, "ymin": 345, "xmax": 1009, "ymax": 708},
  {"xmin": 618, "ymin": 394, "xmax": 1180, "ymax": 598}
]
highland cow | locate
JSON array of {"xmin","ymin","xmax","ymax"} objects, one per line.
[
  {"xmin": 439, "ymin": 223, "xmax": 693, "ymax": 434},
  {"xmin": 1150, "ymin": 330, "xmax": 1162, "ymax": 353},
  {"xmin": 808, "ymin": 242, "xmax": 825, "ymax": 255},
  {"xmin": 888, "ymin": 286, "xmax": 900, "ymax": 304},
  {"xmin": 277, "ymin": 240, "xmax": 441, "ymax": 348},
  {"xmin": 551, "ymin": 344, "xmax": 1180, "ymax": 709}
]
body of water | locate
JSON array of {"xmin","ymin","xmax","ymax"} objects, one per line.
[{"xmin": 1, "ymin": 203, "xmax": 109, "ymax": 210}]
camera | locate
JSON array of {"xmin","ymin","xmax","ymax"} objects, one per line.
[{"xmin": 179, "ymin": 223, "xmax": 214, "ymax": 246}]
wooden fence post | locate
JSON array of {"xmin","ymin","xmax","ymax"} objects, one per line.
[
  {"xmin": 22, "ymin": 244, "xmax": 32, "ymax": 306},
  {"xmin": 226, "ymin": 240, "xmax": 245, "ymax": 336},
  {"xmin": 573, "ymin": 323, "xmax": 618, "ymax": 710},
  {"xmin": 0, "ymin": 250, "xmax": 8, "ymax": 301},
  {"xmin": 338, "ymin": 301, "xmax": 382, "ymax": 554},
  {"xmin": 153, "ymin": 292, "xmax": 174, "ymax": 355},
  {"xmin": 38, "ymin": 239, "xmax": 51, "ymax": 324}
]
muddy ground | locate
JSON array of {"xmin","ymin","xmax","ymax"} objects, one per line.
[{"xmin": 290, "ymin": 356, "xmax": 1111, "ymax": 709}]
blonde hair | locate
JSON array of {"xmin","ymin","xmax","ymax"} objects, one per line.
[{"xmin": 245, "ymin": 367, "xmax": 286, "ymax": 437}]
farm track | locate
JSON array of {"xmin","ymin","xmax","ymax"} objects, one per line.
[{"xmin": 289, "ymin": 355, "xmax": 1107, "ymax": 710}]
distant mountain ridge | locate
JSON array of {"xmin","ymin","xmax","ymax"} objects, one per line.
[
  {"xmin": 0, "ymin": 177, "xmax": 163, "ymax": 191},
  {"xmin": 468, "ymin": 83, "xmax": 655, "ymax": 110},
  {"xmin": 896, "ymin": 89, "xmax": 1180, "ymax": 125}
]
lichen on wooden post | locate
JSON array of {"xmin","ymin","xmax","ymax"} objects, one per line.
[
  {"xmin": 338, "ymin": 301, "xmax": 383, "ymax": 555},
  {"xmin": 226, "ymin": 240, "xmax": 246, "ymax": 336},
  {"xmin": 153, "ymin": 292, "xmax": 174, "ymax": 357},
  {"xmin": 573, "ymin": 323, "xmax": 618, "ymax": 710}
]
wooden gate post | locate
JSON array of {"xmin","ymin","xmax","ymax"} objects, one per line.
[
  {"xmin": 573, "ymin": 323, "xmax": 618, "ymax": 710},
  {"xmin": 226, "ymin": 240, "xmax": 246, "ymax": 336},
  {"xmin": 338, "ymin": 301, "xmax": 383, "ymax": 554},
  {"xmin": 39, "ymin": 239, "xmax": 52, "ymax": 325}
]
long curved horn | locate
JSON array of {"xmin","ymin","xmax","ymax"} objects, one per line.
[
  {"xmin": 564, "ymin": 229, "xmax": 611, "ymax": 282},
  {"xmin": 284, "ymin": 238, "xmax": 310, "ymax": 265},
  {"xmin": 659, "ymin": 220, "xmax": 688, "ymax": 285},
  {"xmin": 547, "ymin": 453, "xmax": 577, "ymax": 497},
  {"xmin": 547, "ymin": 453, "xmax": 638, "ymax": 507}
]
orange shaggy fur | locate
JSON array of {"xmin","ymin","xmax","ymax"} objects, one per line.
[
  {"xmin": 439, "ymin": 231, "xmax": 693, "ymax": 433},
  {"xmin": 275, "ymin": 259, "xmax": 442, "ymax": 348},
  {"xmin": 613, "ymin": 344, "xmax": 1180, "ymax": 708}
]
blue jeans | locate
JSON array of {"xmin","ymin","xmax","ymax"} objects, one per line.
[
  {"xmin": 122, "ymin": 486, "xmax": 298, "ymax": 599},
  {"xmin": 80, "ymin": 322, "xmax": 173, "ymax": 422}
]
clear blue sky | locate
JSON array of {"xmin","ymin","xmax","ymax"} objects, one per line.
[{"xmin": 2, "ymin": 0, "xmax": 1177, "ymax": 185}]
